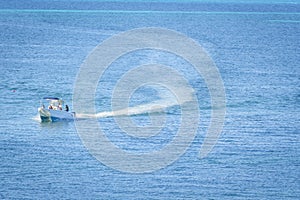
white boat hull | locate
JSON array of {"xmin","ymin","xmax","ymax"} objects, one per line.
[{"xmin": 38, "ymin": 107, "xmax": 75, "ymax": 122}]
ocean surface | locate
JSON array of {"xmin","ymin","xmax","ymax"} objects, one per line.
[{"xmin": 0, "ymin": 0, "xmax": 299, "ymax": 199}]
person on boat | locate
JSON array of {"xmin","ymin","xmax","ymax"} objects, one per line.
[
  {"xmin": 58, "ymin": 104, "xmax": 62, "ymax": 110},
  {"xmin": 65, "ymin": 105, "xmax": 69, "ymax": 112},
  {"xmin": 48, "ymin": 105, "xmax": 53, "ymax": 109}
]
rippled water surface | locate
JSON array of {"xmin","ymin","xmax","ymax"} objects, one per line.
[{"xmin": 0, "ymin": 1, "xmax": 299, "ymax": 199}]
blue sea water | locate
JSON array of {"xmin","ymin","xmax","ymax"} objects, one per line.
[{"xmin": 0, "ymin": 0, "xmax": 299, "ymax": 199}]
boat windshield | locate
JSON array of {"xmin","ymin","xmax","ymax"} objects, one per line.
[{"xmin": 41, "ymin": 97, "xmax": 64, "ymax": 110}]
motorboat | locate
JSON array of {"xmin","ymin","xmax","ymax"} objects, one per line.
[{"xmin": 38, "ymin": 97, "xmax": 75, "ymax": 122}]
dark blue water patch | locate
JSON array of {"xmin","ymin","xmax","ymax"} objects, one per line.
[
  {"xmin": 98, "ymin": 113, "xmax": 180, "ymax": 153},
  {"xmin": 0, "ymin": 133, "xmax": 105, "ymax": 198},
  {"xmin": 1, "ymin": 0, "xmax": 300, "ymax": 12},
  {"xmin": 129, "ymin": 85, "xmax": 160, "ymax": 107}
]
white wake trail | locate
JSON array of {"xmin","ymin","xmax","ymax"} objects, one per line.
[{"xmin": 75, "ymin": 85, "xmax": 194, "ymax": 119}]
